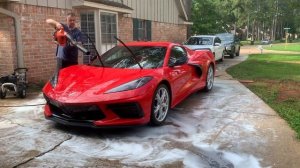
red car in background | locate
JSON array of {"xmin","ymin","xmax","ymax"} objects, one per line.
[{"xmin": 43, "ymin": 42, "xmax": 215, "ymax": 127}]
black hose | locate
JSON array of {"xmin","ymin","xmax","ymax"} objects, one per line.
[{"xmin": 65, "ymin": 33, "xmax": 90, "ymax": 55}]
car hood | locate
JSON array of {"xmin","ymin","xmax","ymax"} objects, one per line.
[
  {"xmin": 44, "ymin": 65, "xmax": 160, "ymax": 102},
  {"xmin": 184, "ymin": 45, "xmax": 212, "ymax": 51},
  {"xmin": 222, "ymin": 41, "xmax": 234, "ymax": 45}
]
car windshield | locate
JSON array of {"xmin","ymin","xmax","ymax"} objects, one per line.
[
  {"xmin": 185, "ymin": 37, "xmax": 213, "ymax": 45},
  {"xmin": 92, "ymin": 46, "xmax": 167, "ymax": 69},
  {"xmin": 216, "ymin": 34, "xmax": 234, "ymax": 42}
]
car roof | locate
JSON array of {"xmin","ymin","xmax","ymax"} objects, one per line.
[
  {"xmin": 121, "ymin": 41, "xmax": 176, "ymax": 47},
  {"xmin": 190, "ymin": 35, "xmax": 216, "ymax": 38},
  {"xmin": 215, "ymin": 33, "xmax": 234, "ymax": 36}
]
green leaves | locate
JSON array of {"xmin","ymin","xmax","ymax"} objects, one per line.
[{"xmin": 191, "ymin": 0, "xmax": 300, "ymax": 39}]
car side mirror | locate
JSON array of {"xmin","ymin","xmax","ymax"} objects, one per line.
[{"xmin": 169, "ymin": 56, "xmax": 188, "ymax": 67}]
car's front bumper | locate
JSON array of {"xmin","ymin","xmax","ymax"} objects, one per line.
[
  {"xmin": 224, "ymin": 46, "xmax": 234, "ymax": 54},
  {"xmin": 43, "ymin": 89, "xmax": 154, "ymax": 128}
]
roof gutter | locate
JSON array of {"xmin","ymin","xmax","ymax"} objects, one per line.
[
  {"xmin": 0, "ymin": 7, "xmax": 24, "ymax": 68},
  {"xmin": 179, "ymin": 0, "xmax": 188, "ymax": 21},
  {"xmin": 73, "ymin": 1, "xmax": 133, "ymax": 14}
]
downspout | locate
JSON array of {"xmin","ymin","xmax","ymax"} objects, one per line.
[{"xmin": 0, "ymin": 7, "xmax": 24, "ymax": 68}]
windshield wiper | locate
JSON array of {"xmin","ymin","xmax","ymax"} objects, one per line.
[
  {"xmin": 82, "ymin": 33, "xmax": 104, "ymax": 67},
  {"xmin": 114, "ymin": 36, "xmax": 143, "ymax": 69}
]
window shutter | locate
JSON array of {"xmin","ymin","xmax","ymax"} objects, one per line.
[
  {"xmin": 133, "ymin": 18, "xmax": 139, "ymax": 41},
  {"xmin": 146, "ymin": 20, "xmax": 152, "ymax": 41}
]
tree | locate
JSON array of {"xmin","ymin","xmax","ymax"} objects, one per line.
[
  {"xmin": 191, "ymin": 0, "xmax": 224, "ymax": 35},
  {"xmin": 190, "ymin": 0, "xmax": 300, "ymax": 40}
]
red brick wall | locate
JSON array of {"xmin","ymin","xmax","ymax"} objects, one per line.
[
  {"xmin": 0, "ymin": 13, "xmax": 16, "ymax": 77},
  {"xmin": 118, "ymin": 15, "xmax": 187, "ymax": 43},
  {"xmin": 152, "ymin": 22, "xmax": 187, "ymax": 43},
  {"xmin": 118, "ymin": 14, "xmax": 133, "ymax": 42},
  {"xmin": 2, "ymin": 3, "xmax": 78, "ymax": 84}
]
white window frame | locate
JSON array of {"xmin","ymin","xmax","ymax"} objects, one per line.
[
  {"xmin": 99, "ymin": 10, "xmax": 118, "ymax": 54},
  {"xmin": 80, "ymin": 10, "xmax": 98, "ymax": 64}
]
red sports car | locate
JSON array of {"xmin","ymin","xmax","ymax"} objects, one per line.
[{"xmin": 43, "ymin": 42, "xmax": 215, "ymax": 127}]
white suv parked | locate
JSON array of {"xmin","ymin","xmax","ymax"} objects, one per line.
[{"xmin": 184, "ymin": 35, "xmax": 225, "ymax": 61}]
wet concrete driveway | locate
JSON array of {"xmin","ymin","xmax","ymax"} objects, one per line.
[{"xmin": 1, "ymin": 50, "xmax": 300, "ymax": 168}]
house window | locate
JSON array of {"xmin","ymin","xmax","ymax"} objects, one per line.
[
  {"xmin": 133, "ymin": 18, "xmax": 151, "ymax": 41},
  {"xmin": 80, "ymin": 12, "xmax": 96, "ymax": 64},
  {"xmin": 101, "ymin": 12, "xmax": 117, "ymax": 53}
]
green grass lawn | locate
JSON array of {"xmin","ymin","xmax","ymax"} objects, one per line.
[
  {"xmin": 264, "ymin": 43, "xmax": 300, "ymax": 52},
  {"xmin": 227, "ymin": 54, "xmax": 300, "ymax": 138}
]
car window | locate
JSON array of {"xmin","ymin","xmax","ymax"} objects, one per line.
[
  {"xmin": 92, "ymin": 46, "xmax": 167, "ymax": 69},
  {"xmin": 185, "ymin": 37, "xmax": 213, "ymax": 45},
  {"xmin": 168, "ymin": 46, "xmax": 188, "ymax": 66},
  {"xmin": 215, "ymin": 37, "xmax": 221, "ymax": 44},
  {"xmin": 216, "ymin": 33, "xmax": 234, "ymax": 42}
]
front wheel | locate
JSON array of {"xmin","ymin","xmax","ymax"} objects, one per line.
[
  {"xmin": 236, "ymin": 47, "xmax": 240, "ymax": 56},
  {"xmin": 204, "ymin": 65, "xmax": 214, "ymax": 92},
  {"xmin": 150, "ymin": 84, "xmax": 170, "ymax": 126},
  {"xmin": 230, "ymin": 47, "xmax": 235, "ymax": 58},
  {"xmin": 0, "ymin": 89, "xmax": 6, "ymax": 99},
  {"xmin": 18, "ymin": 89, "xmax": 26, "ymax": 98}
]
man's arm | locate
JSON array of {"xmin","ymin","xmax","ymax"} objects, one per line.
[{"xmin": 46, "ymin": 19, "xmax": 63, "ymax": 29}]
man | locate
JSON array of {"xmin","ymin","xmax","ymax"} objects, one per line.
[{"xmin": 46, "ymin": 12, "xmax": 83, "ymax": 69}]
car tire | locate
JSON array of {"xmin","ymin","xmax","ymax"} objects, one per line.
[
  {"xmin": 204, "ymin": 64, "xmax": 214, "ymax": 92},
  {"xmin": 230, "ymin": 47, "xmax": 235, "ymax": 58},
  {"xmin": 0, "ymin": 89, "xmax": 6, "ymax": 99},
  {"xmin": 220, "ymin": 51, "xmax": 225, "ymax": 62},
  {"xmin": 236, "ymin": 47, "xmax": 240, "ymax": 56},
  {"xmin": 18, "ymin": 89, "xmax": 26, "ymax": 98},
  {"xmin": 150, "ymin": 84, "xmax": 170, "ymax": 126}
]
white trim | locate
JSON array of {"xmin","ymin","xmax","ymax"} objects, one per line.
[
  {"xmin": 81, "ymin": 1, "xmax": 132, "ymax": 14},
  {"xmin": 179, "ymin": 0, "xmax": 188, "ymax": 21},
  {"xmin": 99, "ymin": 10, "xmax": 118, "ymax": 54},
  {"xmin": 94, "ymin": 10, "xmax": 101, "ymax": 54},
  {"xmin": 183, "ymin": 21, "xmax": 193, "ymax": 25}
]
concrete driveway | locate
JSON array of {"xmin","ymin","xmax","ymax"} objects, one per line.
[{"xmin": 1, "ymin": 47, "xmax": 300, "ymax": 168}]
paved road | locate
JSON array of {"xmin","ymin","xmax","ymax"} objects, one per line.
[{"xmin": 0, "ymin": 48, "xmax": 300, "ymax": 168}]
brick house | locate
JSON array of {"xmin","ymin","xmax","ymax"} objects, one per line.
[{"xmin": 0, "ymin": 0, "xmax": 192, "ymax": 84}]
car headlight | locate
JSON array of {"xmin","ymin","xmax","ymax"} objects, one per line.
[
  {"xmin": 105, "ymin": 76, "xmax": 153, "ymax": 93},
  {"xmin": 226, "ymin": 46, "xmax": 232, "ymax": 50}
]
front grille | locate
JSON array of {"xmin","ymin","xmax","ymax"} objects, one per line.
[
  {"xmin": 44, "ymin": 95, "xmax": 105, "ymax": 121},
  {"xmin": 107, "ymin": 103, "xmax": 144, "ymax": 119}
]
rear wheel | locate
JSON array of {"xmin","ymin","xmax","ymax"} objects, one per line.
[
  {"xmin": 150, "ymin": 84, "xmax": 170, "ymax": 126},
  {"xmin": 204, "ymin": 65, "xmax": 214, "ymax": 92},
  {"xmin": 220, "ymin": 51, "xmax": 225, "ymax": 62}
]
